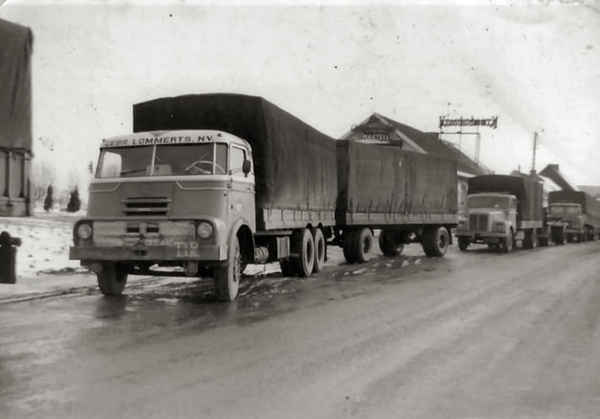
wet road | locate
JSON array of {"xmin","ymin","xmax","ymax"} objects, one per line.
[{"xmin": 2, "ymin": 241, "xmax": 600, "ymax": 418}]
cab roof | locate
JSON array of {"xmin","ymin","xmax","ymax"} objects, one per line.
[{"xmin": 100, "ymin": 130, "xmax": 250, "ymax": 149}]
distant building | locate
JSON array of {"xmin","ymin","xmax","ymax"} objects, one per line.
[
  {"xmin": 341, "ymin": 113, "xmax": 493, "ymax": 218},
  {"xmin": 0, "ymin": 18, "xmax": 34, "ymax": 216}
]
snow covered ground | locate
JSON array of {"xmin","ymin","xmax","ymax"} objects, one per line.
[{"xmin": 0, "ymin": 209, "xmax": 85, "ymax": 279}]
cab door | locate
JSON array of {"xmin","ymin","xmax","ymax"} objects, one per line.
[{"xmin": 228, "ymin": 145, "xmax": 256, "ymax": 231}]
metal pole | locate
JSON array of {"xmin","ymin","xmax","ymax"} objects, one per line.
[{"xmin": 532, "ymin": 132, "xmax": 538, "ymax": 172}]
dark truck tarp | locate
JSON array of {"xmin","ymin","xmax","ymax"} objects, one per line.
[
  {"xmin": 468, "ymin": 174, "xmax": 544, "ymax": 221},
  {"xmin": 133, "ymin": 93, "xmax": 338, "ymax": 229},
  {"xmin": 336, "ymin": 140, "xmax": 457, "ymax": 226},
  {"xmin": 0, "ymin": 18, "xmax": 33, "ymax": 152},
  {"xmin": 548, "ymin": 190, "xmax": 600, "ymax": 228}
]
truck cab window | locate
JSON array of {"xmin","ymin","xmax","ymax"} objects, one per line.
[
  {"xmin": 230, "ymin": 146, "xmax": 249, "ymax": 177},
  {"xmin": 98, "ymin": 147, "xmax": 153, "ymax": 178}
]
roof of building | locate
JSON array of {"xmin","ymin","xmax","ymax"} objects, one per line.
[{"xmin": 341, "ymin": 112, "xmax": 493, "ymax": 177}]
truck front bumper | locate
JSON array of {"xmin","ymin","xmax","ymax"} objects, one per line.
[
  {"xmin": 69, "ymin": 244, "xmax": 228, "ymax": 262},
  {"xmin": 454, "ymin": 230, "xmax": 507, "ymax": 243}
]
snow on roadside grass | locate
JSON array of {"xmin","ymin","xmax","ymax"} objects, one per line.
[{"xmin": 0, "ymin": 212, "xmax": 83, "ymax": 279}]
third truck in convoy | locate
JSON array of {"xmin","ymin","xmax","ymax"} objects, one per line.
[
  {"xmin": 547, "ymin": 190, "xmax": 600, "ymax": 242},
  {"xmin": 70, "ymin": 93, "xmax": 458, "ymax": 301}
]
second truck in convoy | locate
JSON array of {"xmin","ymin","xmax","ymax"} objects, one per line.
[
  {"xmin": 70, "ymin": 93, "xmax": 458, "ymax": 301},
  {"xmin": 455, "ymin": 172, "xmax": 550, "ymax": 252}
]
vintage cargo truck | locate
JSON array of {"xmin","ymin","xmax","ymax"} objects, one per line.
[
  {"xmin": 547, "ymin": 190, "xmax": 600, "ymax": 242},
  {"xmin": 70, "ymin": 94, "xmax": 337, "ymax": 301},
  {"xmin": 454, "ymin": 173, "xmax": 550, "ymax": 252},
  {"xmin": 335, "ymin": 140, "xmax": 458, "ymax": 262}
]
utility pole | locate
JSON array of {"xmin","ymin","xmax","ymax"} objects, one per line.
[{"xmin": 532, "ymin": 132, "xmax": 539, "ymax": 173}]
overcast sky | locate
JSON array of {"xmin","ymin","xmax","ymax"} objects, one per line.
[{"xmin": 2, "ymin": 0, "xmax": 599, "ymax": 189}]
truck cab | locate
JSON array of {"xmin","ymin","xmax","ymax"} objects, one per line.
[
  {"xmin": 70, "ymin": 130, "xmax": 255, "ymax": 300},
  {"xmin": 455, "ymin": 193, "xmax": 517, "ymax": 252},
  {"xmin": 548, "ymin": 203, "xmax": 584, "ymax": 242}
]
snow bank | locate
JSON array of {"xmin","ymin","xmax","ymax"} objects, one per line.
[{"xmin": 0, "ymin": 212, "xmax": 83, "ymax": 279}]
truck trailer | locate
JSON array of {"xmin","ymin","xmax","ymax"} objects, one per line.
[
  {"xmin": 454, "ymin": 173, "xmax": 550, "ymax": 252},
  {"xmin": 335, "ymin": 140, "xmax": 458, "ymax": 262},
  {"xmin": 70, "ymin": 93, "xmax": 337, "ymax": 301},
  {"xmin": 548, "ymin": 190, "xmax": 600, "ymax": 242}
]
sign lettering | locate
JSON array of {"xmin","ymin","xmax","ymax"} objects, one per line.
[
  {"xmin": 439, "ymin": 116, "xmax": 498, "ymax": 129},
  {"xmin": 101, "ymin": 135, "xmax": 216, "ymax": 148}
]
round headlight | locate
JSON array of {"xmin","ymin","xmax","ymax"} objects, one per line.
[
  {"xmin": 77, "ymin": 223, "xmax": 93, "ymax": 240},
  {"xmin": 197, "ymin": 222, "xmax": 213, "ymax": 239}
]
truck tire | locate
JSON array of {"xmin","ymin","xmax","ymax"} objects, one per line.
[
  {"xmin": 523, "ymin": 229, "xmax": 537, "ymax": 249},
  {"xmin": 312, "ymin": 228, "xmax": 325, "ymax": 273},
  {"xmin": 500, "ymin": 229, "xmax": 514, "ymax": 253},
  {"xmin": 421, "ymin": 230, "xmax": 435, "ymax": 257},
  {"xmin": 355, "ymin": 228, "xmax": 374, "ymax": 263},
  {"xmin": 214, "ymin": 235, "xmax": 242, "ymax": 302},
  {"xmin": 292, "ymin": 228, "xmax": 315, "ymax": 277},
  {"xmin": 458, "ymin": 236, "xmax": 470, "ymax": 251},
  {"xmin": 378, "ymin": 229, "xmax": 405, "ymax": 257},
  {"xmin": 538, "ymin": 236, "xmax": 549, "ymax": 247},
  {"xmin": 427, "ymin": 226, "xmax": 449, "ymax": 257},
  {"xmin": 97, "ymin": 262, "xmax": 128, "ymax": 296},
  {"xmin": 343, "ymin": 231, "xmax": 358, "ymax": 264}
]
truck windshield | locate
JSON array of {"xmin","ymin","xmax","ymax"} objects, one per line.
[
  {"xmin": 549, "ymin": 205, "xmax": 581, "ymax": 216},
  {"xmin": 468, "ymin": 196, "xmax": 510, "ymax": 209},
  {"xmin": 97, "ymin": 143, "xmax": 228, "ymax": 178}
]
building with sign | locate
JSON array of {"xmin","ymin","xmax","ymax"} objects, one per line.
[{"xmin": 341, "ymin": 113, "xmax": 493, "ymax": 217}]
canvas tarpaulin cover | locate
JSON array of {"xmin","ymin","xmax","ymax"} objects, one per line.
[
  {"xmin": 0, "ymin": 18, "xmax": 33, "ymax": 152},
  {"xmin": 336, "ymin": 140, "xmax": 458, "ymax": 225},
  {"xmin": 133, "ymin": 93, "xmax": 338, "ymax": 220},
  {"xmin": 468, "ymin": 174, "xmax": 544, "ymax": 221}
]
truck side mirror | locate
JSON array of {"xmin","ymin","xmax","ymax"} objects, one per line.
[{"xmin": 242, "ymin": 159, "xmax": 251, "ymax": 176}]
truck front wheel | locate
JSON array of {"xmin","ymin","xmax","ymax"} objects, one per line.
[
  {"xmin": 500, "ymin": 229, "xmax": 514, "ymax": 253},
  {"xmin": 214, "ymin": 235, "xmax": 242, "ymax": 302},
  {"xmin": 97, "ymin": 262, "xmax": 128, "ymax": 296},
  {"xmin": 458, "ymin": 236, "xmax": 470, "ymax": 251}
]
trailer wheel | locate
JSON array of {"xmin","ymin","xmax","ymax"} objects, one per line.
[
  {"xmin": 343, "ymin": 231, "xmax": 358, "ymax": 263},
  {"xmin": 427, "ymin": 226, "xmax": 449, "ymax": 257},
  {"xmin": 458, "ymin": 236, "xmax": 470, "ymax": 251},
  {"xmin": 292, "ymin": 229, "xmax": 315, "ymax": 277},
  {"xmin": 97, "ymin": 262, "xmax": 128, "ymax": 296},
  {"xmin": 379, "ymin": 229, "xmax": 405, "ymax": 257},
  {"xmin": 312, "ymin": 228, "xmax": 326, "ymax": 273},
  {"xmin": 538, "ymin": 236, "xmax": 549, "ymax": 247},
  {"xmin": 354, "ymin": 228, "xmax": 373, "ymax": 263},
  {"xmin": 214, "ymin": 235, "xmax": 241, "ymax": 302}
]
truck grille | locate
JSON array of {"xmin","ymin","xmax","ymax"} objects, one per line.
[
  {"xmin": 469, "ymin": 213, "xmax": 489, "ymax": 231},
  {"xmin": 122, "ymin": 197, "xmax": 170, "ymax": 217}
]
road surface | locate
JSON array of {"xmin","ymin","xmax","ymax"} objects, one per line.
[{"xmin": 1, "ymin": 241, "xmax": 599, "ymax": 418}]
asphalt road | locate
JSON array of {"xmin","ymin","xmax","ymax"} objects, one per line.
[{"xmin": 2, "ymin": 241, "xmax": 600, "ymax": 419}]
